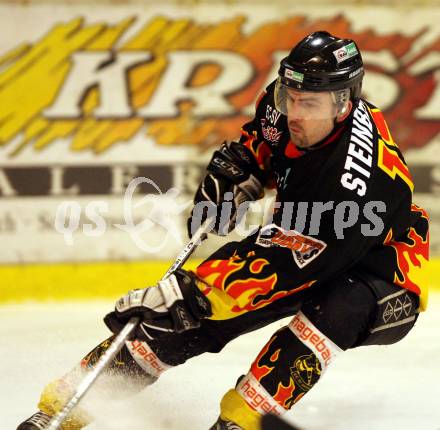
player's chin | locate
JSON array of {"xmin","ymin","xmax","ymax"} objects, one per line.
[{"xmin": 290, "ymin": 132, "xmax": 307, "ymax": 148}]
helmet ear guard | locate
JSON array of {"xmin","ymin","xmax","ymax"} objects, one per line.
[{"xmin": 331, "ymin": 88, "xmax": 351, "ymax": 116}]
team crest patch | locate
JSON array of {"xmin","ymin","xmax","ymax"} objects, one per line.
[
  {"xmin": 256, "ymin": 224, "xmax": 327, "ymax": 268},
  {"xmin": 290, "ymin": 354, "xmax": 322, "ymax": 392},
  {"xmin": 261, "ymin": 119, "xmax": 282, "ymax": 143}
]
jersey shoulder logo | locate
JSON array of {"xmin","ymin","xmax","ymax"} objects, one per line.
[
  {"xmin": 260, "ymin": 118, "xmax": 282, "ymax": 144},
  {"xmin": 256, "ymin": 224, "xmax": 327, "ymax": 268}
]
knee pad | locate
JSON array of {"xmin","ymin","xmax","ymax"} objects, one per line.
[
  {"xmin": 301, "ymin": 274, "xmax": 419, "ymax": 349},
  {"xmin": 353, "ymin": 273, "xmax": 420, "ymax": 346}
]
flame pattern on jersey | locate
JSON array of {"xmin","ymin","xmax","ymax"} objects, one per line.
[
  {"xmin": 196, "ymin": 252, "xmax": 315, "ymax": 319},
  {"xmin": 370, "ymin": 106, "xmax": 415, "ymax": 193},
  {"xmin": 195, "ymin": 79, "xmax": 430, "ymax": 320},
  {"xmin": 384, "ymin": 204, "xmax": 429, "ymax": 300},
  {"xmin": 241, "ymin": 128, "xmax": 272, "ymax": 172}
]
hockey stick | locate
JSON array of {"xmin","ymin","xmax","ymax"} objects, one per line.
[{"xmin": 46, "ymin": 217, "xmax": 215, "ymax": 430}]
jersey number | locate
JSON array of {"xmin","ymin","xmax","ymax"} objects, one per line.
[
  {"xmin": 377, "ymin": 139, "xmax": 414, "ymax": 192},
  {"xmin": 370, "ymin": 107, "xmax": 414, "ymax": 193}
]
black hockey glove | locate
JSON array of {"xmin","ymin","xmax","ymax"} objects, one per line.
[
  {"xmin": 188, "ymin": 141, "xmax": 265, "ymax": 237},
  {"xmin": 104, "ymin": 269, "xmax": 212, "ymax": 341}
]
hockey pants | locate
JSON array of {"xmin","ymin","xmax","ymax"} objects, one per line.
[{"xmin": 37, "ymin": 270, "xmax": 419, "ymax": 430}]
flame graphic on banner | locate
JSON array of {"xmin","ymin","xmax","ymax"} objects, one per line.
[{"xmin": 0, "ymin": 15, "xmax": 439, "ymax": 156}]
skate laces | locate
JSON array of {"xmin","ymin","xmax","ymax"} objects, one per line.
[
  {"xmin": 27, "ymin": 411, "xmax": 52, "ymax": 429},
  {"xmin": 217, "ymin": 420, "xmax": 243, "ymax": 430},
  {"xmin": 225, "ymin": 423, "xmax": 243, "ymax": 430}
]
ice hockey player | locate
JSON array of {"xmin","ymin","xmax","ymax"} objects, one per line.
[{"xmin": 18, "ymin": 31, "xmax": 429, "ymax": 430}]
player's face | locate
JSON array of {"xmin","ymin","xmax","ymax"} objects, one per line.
[{"xmin": 285, "ymin": 88, "xmax": 338, "ymax": 148}]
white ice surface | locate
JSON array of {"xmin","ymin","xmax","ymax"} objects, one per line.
[{"xmin": 2, "ymin": 294, "xmax": 440, "ymax": 430}]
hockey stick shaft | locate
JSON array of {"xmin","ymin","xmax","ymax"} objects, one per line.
[{"xmin": 46, "ymin": 217, "xmax": 214, "ymax": 430}]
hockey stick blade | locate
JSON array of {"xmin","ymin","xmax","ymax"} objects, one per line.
[{"xmin": 46, "ymin": 217, "xmax": 215, "ymax": 430}]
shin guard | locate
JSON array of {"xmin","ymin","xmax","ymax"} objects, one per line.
[{"xmin": 220, "ymin": 311, "xmax": 342, "ymax": 428}]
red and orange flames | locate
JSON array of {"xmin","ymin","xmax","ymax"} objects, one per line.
[
  {"xmin": 1, "ymin": 15, "xmax": 439, "ymax": 154},
  {"xmin": 196, "ymin": 257, "xmax": 246, "ymax": 291},
  {"xmin": 250, "ymin": 335, "xmax": 299, "ymax": 410},
  {"xmin": 196, "ymin": 256, "xmax": 315, "ymax": 314},
  {"xmin": 273, "ymin": 380, "xmax": 297, "ymax": 409},
  {"xmin": 250, "ymin": 337, "xmax": 278, "ymax": 382},
  {"xmin": 385, "ymin": 204, "xmax": 429, "ymax": 295}
]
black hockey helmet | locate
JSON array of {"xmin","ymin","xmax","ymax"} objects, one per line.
[{"xmin": 278, "ymin": 31, "xmax": 364, "ymax": 98}]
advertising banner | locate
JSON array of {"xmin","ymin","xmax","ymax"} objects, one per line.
[{"xmin": 0, "ymin": 4, "xmax": 439, "ymax": 262}]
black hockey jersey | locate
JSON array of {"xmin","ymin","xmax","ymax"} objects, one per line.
[{"xmin": 196, "ymin": 81, "xmax": 429, "ymax": 319}]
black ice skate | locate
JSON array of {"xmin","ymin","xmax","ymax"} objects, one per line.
[
  {"xmin": 209, "ymin": 416, "xmax": 244, "ymax": 430},
  {"xmin": 260, "ymin": 413, "xmax": 303, "ymax": 430},
  {"xmin": 17, "ymin": 411, "xmax": 52, "ymax": 430}
]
